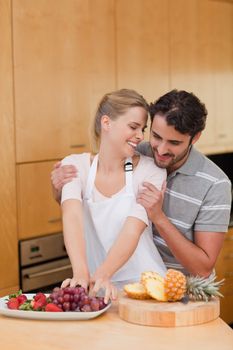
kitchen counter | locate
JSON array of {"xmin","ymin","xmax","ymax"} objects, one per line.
[{"xmin": 0, "ymin": 302, "xmax": 232, "ymax": 350}]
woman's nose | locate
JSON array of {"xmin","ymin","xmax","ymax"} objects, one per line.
[{"xmin": 136, "ymin": 129, "xmax": 144, "ymax": 141}]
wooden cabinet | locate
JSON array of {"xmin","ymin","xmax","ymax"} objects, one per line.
[
  {"xmin": 116, "ymin": 0, "xmax": 170, "ymax": 105},
  {"xmin": 215, "ymin": 227, "xmax": 233, "ymax": 324},
  {"xmin": 169, "ymin": 0, "xmax": 233, "ymax": 155},
  {"xmin": 17, "ymin": 162, "xmax": 62, "ymax": 239},
  {"xmin": 13, "ymin": 0, "xmax": 116, "ymax": 163},
  {"xmin": 0, "ymin": 0, "xmax": 19, "ymax": 295}
]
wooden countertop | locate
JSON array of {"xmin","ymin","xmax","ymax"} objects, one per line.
[{"xmin": 0, "ymin": 302, "xmax": 232, "ymax": 350}]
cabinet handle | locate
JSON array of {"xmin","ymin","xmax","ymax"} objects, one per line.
[
  {"xmin": 225, "ymin": 236, "xmax": 233, "ymax": 241},
  {"xmin": 218, "ymin": 133, "xmax": 227, "ymax": 139},
  {"xmin": 224, "ymin": 254, "xmax": 233, "ymax": 260},
  {"xmin": 24, "ymin": 265, "xmax": 72, "ymax": 279},
  {"xmin": 48, "ymin": 217, "xmax": 62, "ymax": 223},
  {"xmin": 70, "ymin": 144, "xmax": 86, "ymax": 148},
  {"xmin": 224, "ymin": 271, "xmax": 233, "ymax": 278}
]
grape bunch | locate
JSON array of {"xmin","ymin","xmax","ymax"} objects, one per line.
[{"xmin": 49, "ymin": 286, "xmax": 108, "ymax": 312}]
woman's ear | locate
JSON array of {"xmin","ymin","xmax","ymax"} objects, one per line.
[
  {"xmin": 101, "ymin": 115, "xmax": 111, "ymax": 131},
  {"xmin": 191, "ymin": 131, "xmax": 202, "ymax": 145}
]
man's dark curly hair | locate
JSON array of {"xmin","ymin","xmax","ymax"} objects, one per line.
[{"xmin": 149, "ymin": 90, "xmax": 207, "ymax": 137}]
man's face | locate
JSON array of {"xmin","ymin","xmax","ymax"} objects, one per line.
[{"xmin": 149, "ymin": 114, "xmax": 198, "ymax": 173}]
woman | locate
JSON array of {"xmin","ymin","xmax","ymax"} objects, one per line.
[{"xmin": 60, "ymin": 89, "xmax": 167, "ymax": 302}]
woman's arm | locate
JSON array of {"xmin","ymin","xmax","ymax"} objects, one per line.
[
  {"xmin": 61, "ymin": 199, "xmax": 90, "ymax": 289},
  {"xmin": 91, "ymin": 217, "xmax": 146, "ymax": 300}
]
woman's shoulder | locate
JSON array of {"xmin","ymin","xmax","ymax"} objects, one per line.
[
  {"xmin": 61, "ymin": 152, "xmax": 91, "ymax": 167},
  {"xmin": 138, "ymin": 154, "xmax": 166, "ymax": 174}
]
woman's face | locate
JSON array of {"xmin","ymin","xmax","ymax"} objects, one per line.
[{"xmin": 105, "ymin": 106, "xmax": 148, "ymax": 157}]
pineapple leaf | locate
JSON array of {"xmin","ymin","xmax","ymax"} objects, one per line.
[{"xmin": 186, "ymin": 271, "xmax": 225, "ymax": 301}]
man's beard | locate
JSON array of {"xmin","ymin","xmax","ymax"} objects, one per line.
[{"xmin": 151, "ymin": 144, "xmax": 192, "ymax": 172}]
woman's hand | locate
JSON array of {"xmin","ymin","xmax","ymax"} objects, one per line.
[
  {"xmin": 90, "ymin": 271, "xmax": 118, "ymax": 304},
  {"xmin": 61, "ymin": 273, "xmax": 90, "ymax": 291}
]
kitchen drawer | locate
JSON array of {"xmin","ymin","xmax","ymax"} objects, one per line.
[
  {"xmin": 219, "ymin": 277, "xmax": 233, "ymax": 324},
  {"xmin": 215, "ymin": 227, "xmax": 233, "ymax": 324},
  {"xmin": 17, "ymin": 161, "xmax": 62, "ymax": 239},
  {"xmin": 216, "ymin": 244, "xmax": 233, "ymax": 275},
  {"xmin": 227, "ymin": 227, "xmax": 233, "ymax": 238}
]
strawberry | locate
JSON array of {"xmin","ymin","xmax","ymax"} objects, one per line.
[
  {"xmin": 32, "ymin": 299, "xmax": 46, "ymax": 311},
  {"xmin": 45, "ymin": 303, "xmax": 63, "ymax": 312},
  {"xmin": 7, "ymin": 297, "xmax": 19, "ymax": 310},
  {"xmin": 32, "ymin": 292, "xmax": 47, "ymax": 310},
  {"xmin": 34, "ymin": 292, "xmax": 47, "ymax": 302},
  {"xmin": 17, "ymin": 294, "xmax": 27, "ymax": 306}
]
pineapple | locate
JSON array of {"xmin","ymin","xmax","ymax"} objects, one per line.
[
  {"xmin": 164, "ymin": 269, "xmax": 187, "ymax": 301},
  {"xmin": 143, "ymin": 277, "xmax": 168, "ymax": 301},
  {"xmin": 123, "ymin": 282, "xmax": 150, "ymax": 300},
  {"xmin": 164, "ymin": 269, "xmax": 224, "ymax": 302},
  {"xmin": 186, "ymin": 273, "xmax": 224, "ymax": 302},
  {"xmin": 140, "ymin": 271, "xmax": 168, "ymax": 301},
  {"xmin": 124, "ymin": 269, "xmax": 224, "ymax": 302},
  {"xmin": 141, "ymin": 271, "xmax": 164, "ymax": 284}
]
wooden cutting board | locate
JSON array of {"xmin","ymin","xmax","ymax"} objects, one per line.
[{"xmin": 118, "ymin": 294, "xmax": 220, "ymax": 327}]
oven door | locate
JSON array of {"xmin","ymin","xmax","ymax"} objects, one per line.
[{"xmin": 21, "ymin": 257, "xmax": 72, "ymax": 292}]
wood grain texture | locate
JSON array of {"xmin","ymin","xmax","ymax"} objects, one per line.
[
  {"xmin": 17, "ymin": 161, "xmax": 62, "ymax": 239},
  {"xmin": 215, "ymin": 227, "xmax": 233, "ymax": 324},
  {"xmin": 0, "ymin": 0, "xmax": 18, "ymax": 290},
  {"xmin": 0, "ymin": 302, "xmax": 232, "ymax": 350},
  {"xmin": 169, "ymin": 0, "xmax": 233, "ymax": 154},
  {"xmin": 13, "ymin": 0, "xmax": 116, "ymax": 162},
  {"xmin": 116, "ymin": 0, "xmax": 170, "ymax": 102},
  {"xmin": 119, "ymin": 294, "xmax": 220, "ymax": 327}
]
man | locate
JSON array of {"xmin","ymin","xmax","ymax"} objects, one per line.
[{"xmin": 51, "ymin": 90, "xmax": 232, "ymax": 276}]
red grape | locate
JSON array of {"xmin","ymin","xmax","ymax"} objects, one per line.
[{"xmin": 48, "ymin": 287, "xmax": 109, "ymax": 313}]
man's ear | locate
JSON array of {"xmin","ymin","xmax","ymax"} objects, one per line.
[
  {"xmin": 100, "ymin": 115, "xmax": 111, "ymax": 131},
  {"xmin": 191, "ymin": 131, "xmax": 202, "ymax": 145}
]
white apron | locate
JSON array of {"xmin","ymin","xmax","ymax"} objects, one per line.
[{"xmin": 83, "ymin": 154, "xmax": 166, "ymax": 286}]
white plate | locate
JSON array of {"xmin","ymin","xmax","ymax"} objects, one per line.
[{"xmin": 0, "ymin": 294, "xmax": 111, "ymax": 320}]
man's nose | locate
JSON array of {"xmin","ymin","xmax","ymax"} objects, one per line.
[{"xmin": 157, "ymin": 141, "xmax": 168, "ymax": 155}]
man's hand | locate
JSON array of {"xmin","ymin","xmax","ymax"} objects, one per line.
[
  {"xmin": 137, "ymin": 181, "xmax": 166, "ymax": 222},
  {"xmin": 51, "ymin": 161, "xmax": 77, "ymax": 191}
]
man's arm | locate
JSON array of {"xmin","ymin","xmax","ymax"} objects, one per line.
[{"xmin": 137, "ymin": 182, "xmax": 226, "ymax": 277}]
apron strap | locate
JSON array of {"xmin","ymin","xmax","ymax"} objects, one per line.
[
  {"xmin": 84, "ymin": 154, "xmax": 134, "ymax": 199},
  {"xmin": 84, "ymin": 154, "xmax": 99, "ymax": 199},
  {"xmin": 124, "ymin": 157, "xmax": 134, "ymax": 195}
]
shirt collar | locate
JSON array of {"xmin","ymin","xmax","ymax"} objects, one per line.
[{"xmin": 169, "ymin": 146, "xmax": 204, "ymax": 177}]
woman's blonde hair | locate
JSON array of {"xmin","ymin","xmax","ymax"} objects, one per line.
[{"xmin": 91, "ymin": 89, "xmax": 149, "ymax": 152}]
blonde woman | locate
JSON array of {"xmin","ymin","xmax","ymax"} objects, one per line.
[{"xmin": 59, "ymin": 89, "xmax": 167, "ymax": 302}]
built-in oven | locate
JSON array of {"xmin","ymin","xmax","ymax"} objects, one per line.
[{"xmin": 19, "ymin": 232, "xmax": 72, "ymax": 293}]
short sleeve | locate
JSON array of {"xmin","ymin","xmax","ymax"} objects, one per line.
[
  {"xmin": 194, "ymin": 180, "xmax": 232, "ymax": 232},
  {"xmin": 61, "ymin": 153, "xmax": 90, "ymax": 204},
  {"xmin": 136, "ymin": 141, "xmax": 153, "ymax": 157},
  {"xmin": 128, "ymin": 155, "xmax": 167, "ymax": 225}
]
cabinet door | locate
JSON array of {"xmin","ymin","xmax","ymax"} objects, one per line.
[
  {"xmin": 169, "ymin": 0, "xmax": 216, "ymax": 150},
  {"xmin": 212, "ymin": 0, "xmax": 233, "ymax": 151},
  {"xmin": 13, "ymin": 0, "xmax": 116, "ymax": 162},
  {"xmin": 0, "ymin": 0, "xmax": 19, "ymax": 293},
  {"xmin": 17, "ymin": 162, "xmax": 62, "ymax": 239},
  {"xmin": 116, "ymin": 0, "xmax": 170, "ymax": 107},
  {"xmin": 169, "ymin": 0, "xmax": 233, "ymax": 154},
  {"xmin": 215, "ymin": 227, "xmax": 233, "ymax": 324}
]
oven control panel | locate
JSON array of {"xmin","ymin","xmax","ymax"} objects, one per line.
[{"xmin": 19, "ymin": 232, "xmax": 67, "ymax": 267}]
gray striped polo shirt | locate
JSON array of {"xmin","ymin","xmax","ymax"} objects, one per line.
[{"xmin": 137, "ymin": 142, "xmax": 232, "ymax": 275}]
